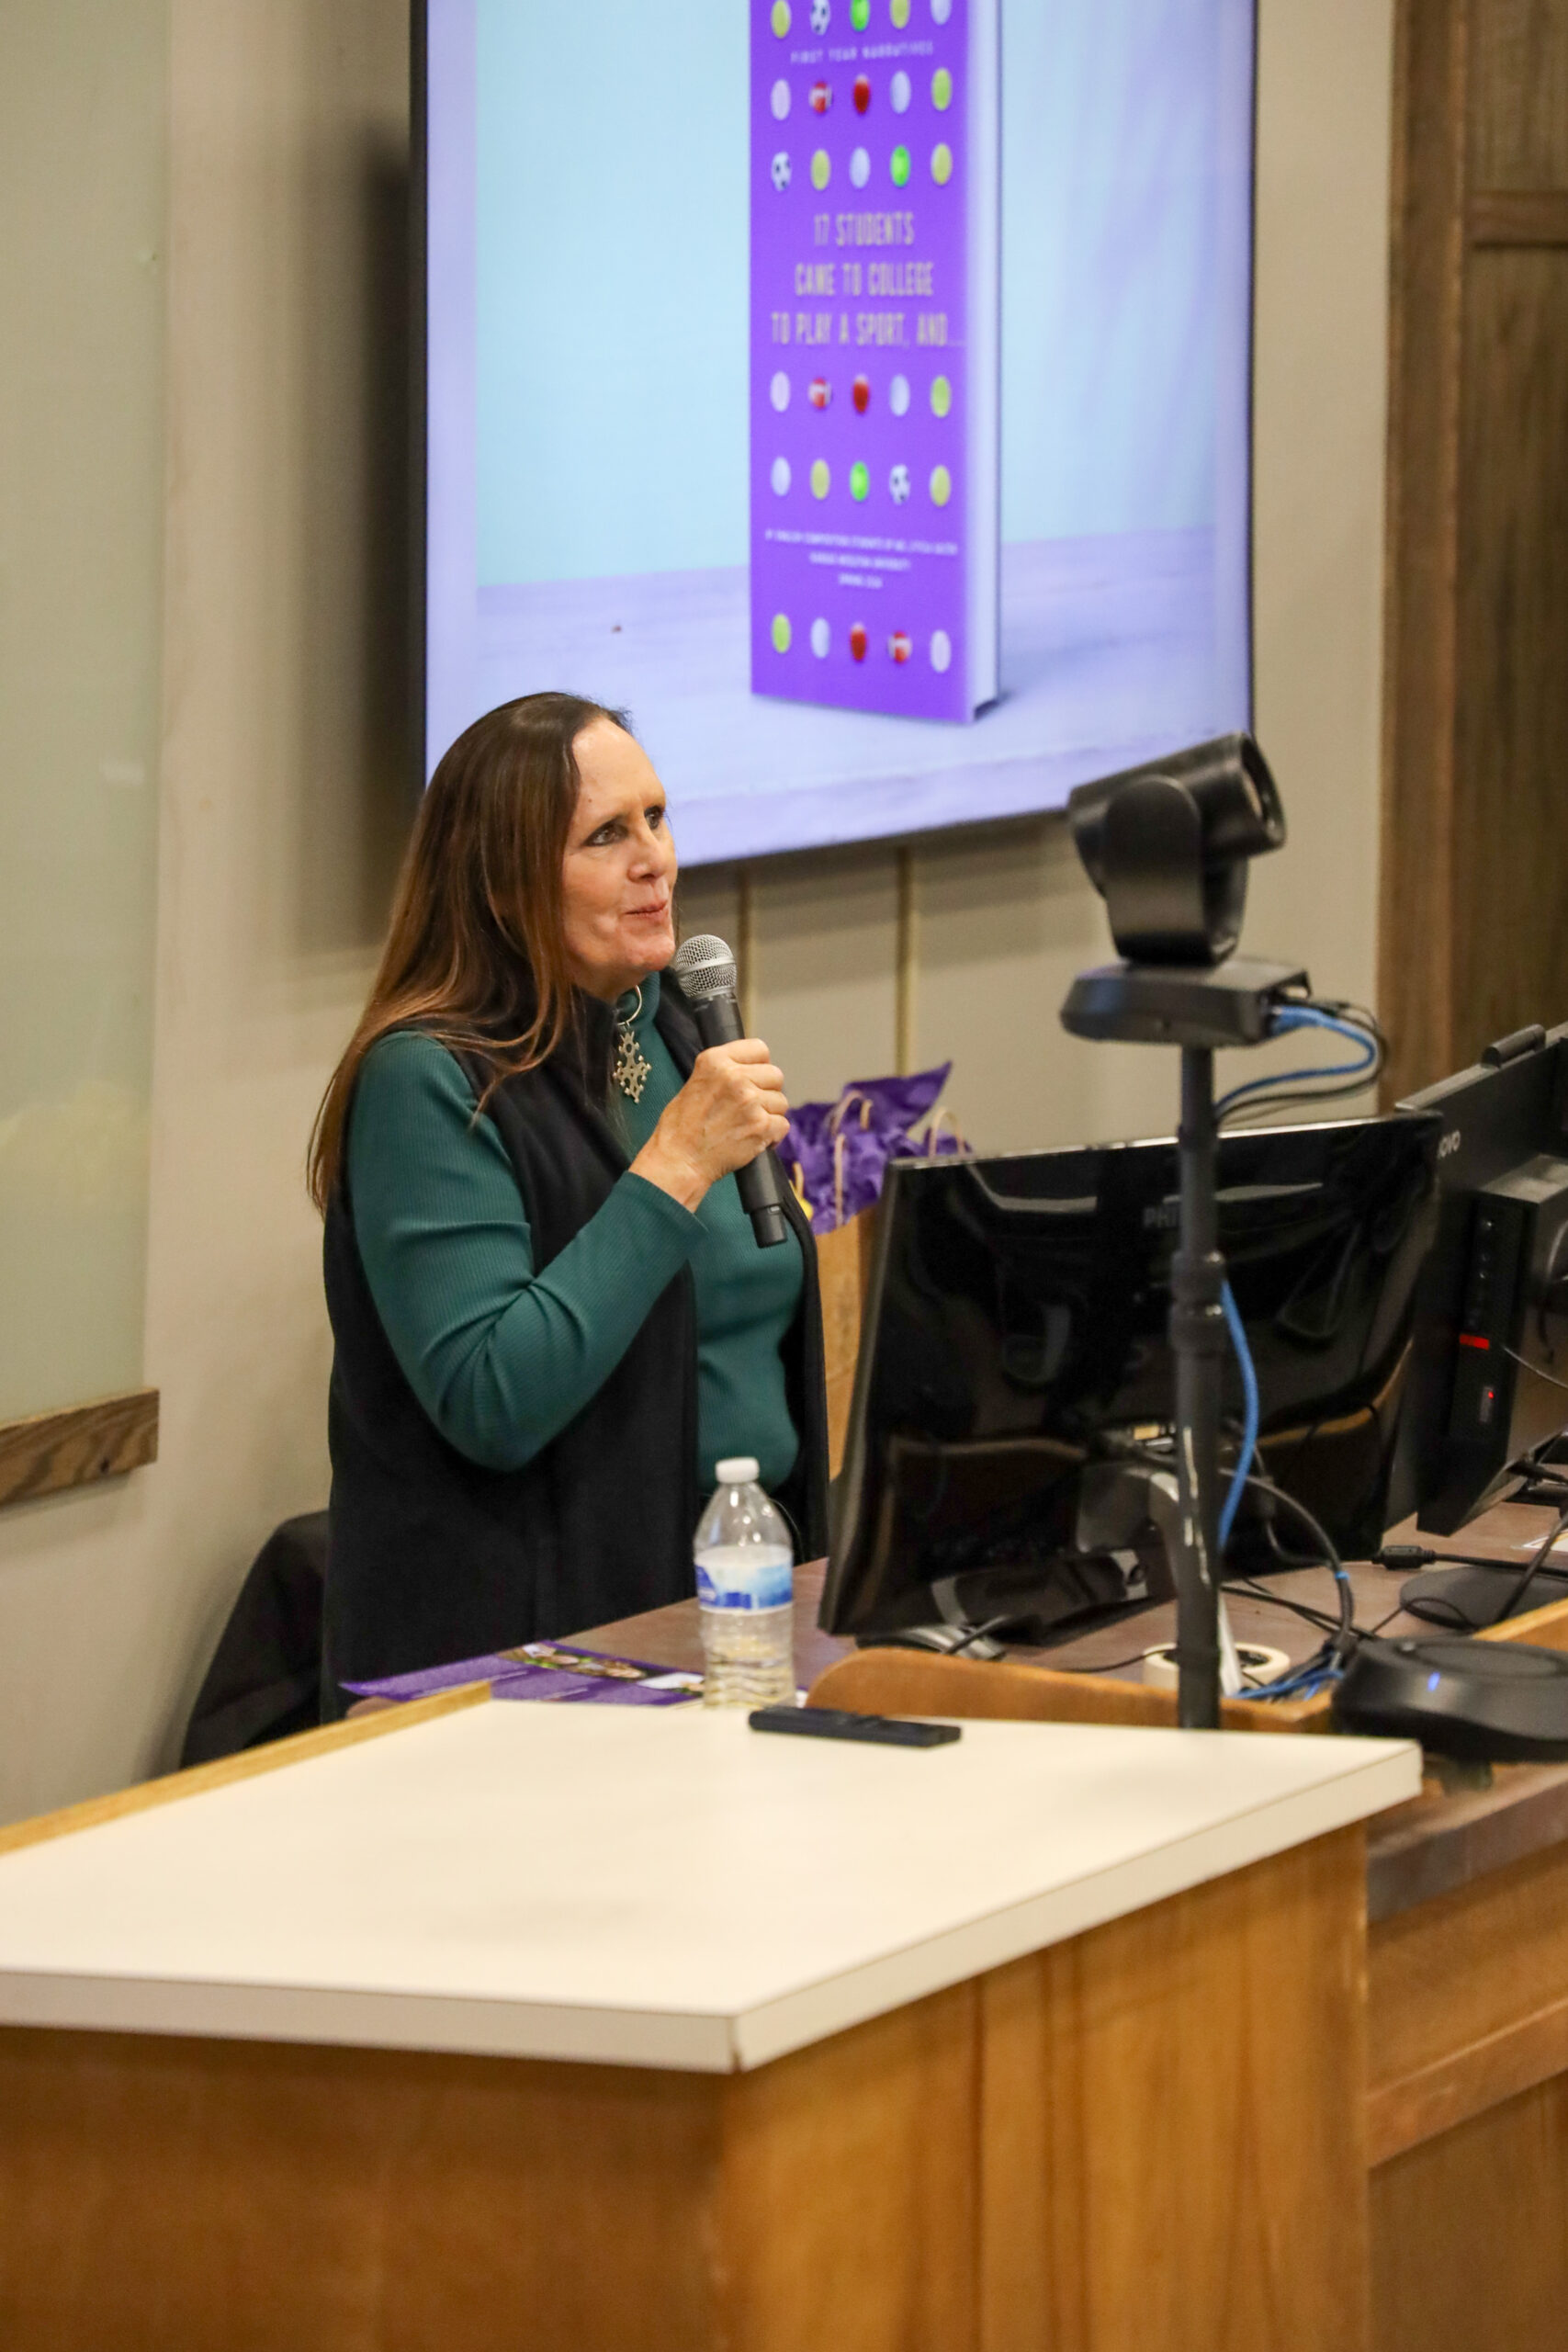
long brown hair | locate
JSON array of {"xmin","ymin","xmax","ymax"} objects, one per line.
[{"xmin": 308, "ymin": 692, "xmax": 630, "ymax": 1211}]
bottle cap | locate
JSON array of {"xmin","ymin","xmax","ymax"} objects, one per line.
[{"xmin": 715, "ymin": 1456, "xmax": 761, "ymax": 1486}]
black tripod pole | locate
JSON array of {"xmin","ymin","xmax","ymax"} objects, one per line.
[{"xmin": 1169, "ymin": 1045, "xmax": 1226, "ymax": 1728}]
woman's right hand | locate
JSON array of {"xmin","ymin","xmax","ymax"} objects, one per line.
[{"xmin": 631, "ymin": 1040, "xmax": 790, "ymax": 1213}]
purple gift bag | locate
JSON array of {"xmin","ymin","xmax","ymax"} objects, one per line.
[{"xmin": 784, "ymin": 1064, "xmax": 966, "ymax": 1233}]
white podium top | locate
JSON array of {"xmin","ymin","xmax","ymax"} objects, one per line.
[{"xmin": 0, "ymin": 1702, "xmax": 1417, "ymax": 2072}]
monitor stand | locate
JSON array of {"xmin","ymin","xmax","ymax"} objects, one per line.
[{"xmin": 1061, "ymin": 956, "xmax": 1308, "ymax": 1727}]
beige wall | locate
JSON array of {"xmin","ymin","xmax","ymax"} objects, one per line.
[{"xmin": 0, "ymin": 0, "xmax": 1394, "ymax": 1823}]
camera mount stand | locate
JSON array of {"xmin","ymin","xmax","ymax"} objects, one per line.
[{"xmin": 1061, "ymin": 956, "xmax": 1308, "ymax": 1728}]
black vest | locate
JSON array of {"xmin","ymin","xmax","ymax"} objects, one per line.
[{"xmin": 321, "ymin": 978, "xmax": 828, "ymax": 1714}]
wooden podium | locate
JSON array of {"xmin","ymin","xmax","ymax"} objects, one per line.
[{"xmin": 0, "ymin": 1694, "xmax": 1414, "ymax": 2351}]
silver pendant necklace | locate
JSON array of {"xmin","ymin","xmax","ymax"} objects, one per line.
[{"xmin": 614, "ymin": 985, "xmax": 651, "ymax": 1102}]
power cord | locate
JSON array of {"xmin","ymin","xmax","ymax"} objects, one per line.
[
  {"xmin": 1219, "ymin": 1280, "xmax": 1258, "ymax": 1550},
  {"xmin": 1500, "ymin": 1506, "xmax": 1568, "ymax": 1623}
]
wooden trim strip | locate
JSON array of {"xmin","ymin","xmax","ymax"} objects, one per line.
[
  {"xmin": 0, "ymin": 1388, "xmax": 159, "ymax": 1509},
  {"xmin": 1473, "ymin": 1588, "xmax": 1568, "ymax": 1651},
  {"xmin": 0, "ymin": 1683, "xmax": 490, "ymax": 1859},
  {"xmin": 1368, "ymin": 1988, "xmax": 1568, "ymax": 2165},
  {"xmin": 1468, "ymin": 189, "xmax": 1568, "ymax": 247}
]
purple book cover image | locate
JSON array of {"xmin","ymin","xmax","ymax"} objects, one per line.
[{"xmin": 750, "ymin": 0, "xmax": 998, "ymax": 724}]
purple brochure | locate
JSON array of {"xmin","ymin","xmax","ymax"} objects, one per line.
[
  {"xmin": 750, "ymin": 0, "xmax": 998, "ymax": 722},
  {"xmin": 343, "ymin": 1642, "xmax": 701, "ymax": 1708}
]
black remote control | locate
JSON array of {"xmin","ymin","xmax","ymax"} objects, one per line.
[{"xmin": 749, "ymin": 1705, "xmax": 961, "ymax": 1748}]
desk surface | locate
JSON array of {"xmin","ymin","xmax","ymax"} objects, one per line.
[
  {"xmin": 0, "ymin": 1697, "xmax": 1415, "ymax": 2073},
  {"xmin": 581, "ymin": 1496, "xmax": 1568, "ymax": 1921}
]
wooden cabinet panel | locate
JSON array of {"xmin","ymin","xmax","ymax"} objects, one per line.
[
  {"xmin": 1372, "ymin": 2079, "xmax": 1568, "ymax": 2352},
  {"xmin": 1471, "ymin": 0, "xmax": 1568, "ymax": 187},
  {"xmin": 1452, "ymin": 246, "xmax": 1568, "ymax": 1060},
  {"xmin": 1382, "ymin": 0, "xmax": 1568, "ymax": 1093}
]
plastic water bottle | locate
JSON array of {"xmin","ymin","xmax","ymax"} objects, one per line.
[{"xmin": 695, "ymin": 1456, "xmax": 796, "ymax": 1707}]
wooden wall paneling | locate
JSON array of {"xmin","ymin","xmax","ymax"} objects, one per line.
[
  {"xmin": 1380, "ymin": 0, "xmax": 1470, "ymax": 1102},
  {"xmin": 1382, "ymin": 0, "xmax": 1568, "ymax": 1093},
  {"xmin": 1469, "ymin": 0, "xmax": 1568, "ymax": 187},
  {"xmin": 1371, "ymin": 2077, "xmax": 1568, "ymax": 2352},
  {"xmin": 1451, "ymin": 242, "xmax": 1568, "ymax": 1057},
  {"xmin": 1470, "ymin": 187, "xmax": 1568, "ymax": 238}
]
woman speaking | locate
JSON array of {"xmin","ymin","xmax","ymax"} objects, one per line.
[{"xmin": 309, "ymin": 694, "xmax": 827, "ymax": 1711}]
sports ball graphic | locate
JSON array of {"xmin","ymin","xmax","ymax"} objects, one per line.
[
  {"xmin": 850, "ymin": 621, "xmax": 868, "ymax": 661},
  {"xmin": 771, "ymin": 79, "xmax": 791, "ymax": 119},
  {"xmin": 852, "ymin": 374, "xmax": 871, "ymax": 413},
  {"xmin": 771, "ymin": 457, "xmax": 791, "ymax": 495},
  {"xmin": 930, "ymin": 628, "xmax": 953, "ymax": 672},
  {"xmin": 850, "ymin": 147, "xmax": 870, "ymax": 187},
  {"xmin": 888, "ymin": 630, "xmax": 912, "ymax": 663},
  {"xmin": 889, "ymin": 373, "xmax": 911, "ymax": 416},
  {"xmin": 810, "ymin": 617, "xmax": 830, "ymax": 658},
  {"xmin": 770, "ymin": 370, "xmax": 790, "ymax": 412},
  {"xmin": 890, "ymin": 69, "xmax": 911, "ymax": 112},
  {"xmin": 809, "ymin": 80, "xmax": 830, "ymax": 113},
  {"xmin": 888, "ymin": 462, "xmax": 910, "ymax": 503},
  {"xmin": 808, "ymin": 376, "xmax": 830, "ymax": 409},
  {"xmin": 853, "ymin": 74, "xmax": 871, "ymax": 112},
  {"xmin": 811, "ymin": 0, "xmax": 830, "ymax": 29},
  {"xmin": 771, "ymin": 151, "xmax": 792, "ymax": 191}
]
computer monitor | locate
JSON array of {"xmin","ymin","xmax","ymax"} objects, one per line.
[
  {"xmin": 1386, "ymin": 1023, "xmax": 1568, "ymax": 1537},
  {"xmin": 820, "ymin": 1114, "xmax": 1440, "ymax": 1645}
]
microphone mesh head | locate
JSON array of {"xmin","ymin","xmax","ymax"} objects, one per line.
[{"xmin": 670, "ymin": 933, "xmax": 738, "ymax": 1005}]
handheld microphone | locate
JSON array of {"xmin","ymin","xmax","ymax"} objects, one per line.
[{"xmin": 669, "ymin": 933, "xmax": 790, "ymax": 1250}]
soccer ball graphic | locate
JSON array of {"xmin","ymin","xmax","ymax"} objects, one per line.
[
  {"xmin": 811, "ymin": 0, "xmax": 830, "ymax": 29},
  {"xmin": 771, "ymin": 151, "xmax": 792, "ymax": 191},
  {"xmin": 888, "ymin": 463, "xmax": 911, "ymax": 504}
]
